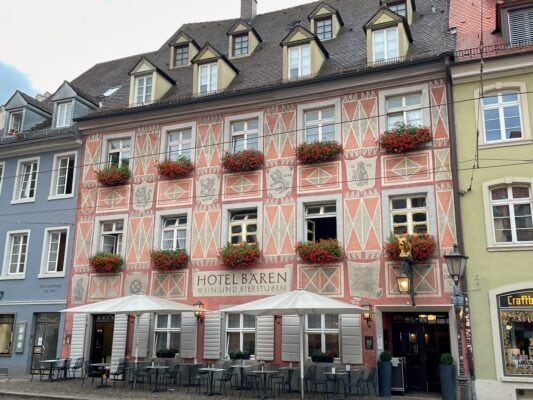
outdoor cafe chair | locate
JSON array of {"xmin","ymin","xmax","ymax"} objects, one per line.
[
  {"xmin": 53, "ymin": 358, "xmax": 70, "ymax": 380},
  {"xmin": 361, "ymin": 367, "xmax": 377, "ymax": 399},
  {"xmin": 69, "ymin": 357, "xmax": 84, "ymax": 379},
  {"xmin": 344, "ymin": 369, "xmax": 364, "ymax": 399},
  {"xmin": 238, "ymin": 366, "xmax": 261, "ymax": 398},
  {"xmin": 186, "ymin": 363, "xmax": 208, "ymax": 394},
  {"xmin": 214, "ymin": 366, "xmax": 234, "ymax": 395},
  {"xmin": 82, "ymin": 362, "xmax": 102, "ymax": 387},
  {"xmin": 29, "ymin": 354, "xmax": 46, "ymax": 382},
  {"xmin": 109, "ymin": 360, "xmax": 127, "ymax": 387}
]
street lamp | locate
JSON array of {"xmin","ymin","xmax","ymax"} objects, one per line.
[
  {"xmin": 397, "ymin": 234, "xmax": 416, "ymax": 306},
  {"xmin": 362, "ymin": 303, "xmax": 373, "ymax": 326},
  {"xmin": 193, "ymin": 300, "xmax": 205, "ymax": 320},
  {"xmin": 444, "ymin": 244, "xmax": 469, "ymax": 400}
]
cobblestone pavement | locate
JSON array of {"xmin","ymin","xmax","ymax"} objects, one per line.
[{"xmin": 0, "ymin": 375, "xmax": 440, "ymax": 400}]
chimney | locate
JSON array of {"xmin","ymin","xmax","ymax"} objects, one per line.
[{"xmin": 241, "ymin": 0, "xmax": 257, "ymax": 21}]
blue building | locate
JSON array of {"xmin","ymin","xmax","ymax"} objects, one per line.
[{"xmin": 0, "ymin": 82, "xmax": 96, "ymax": 374}]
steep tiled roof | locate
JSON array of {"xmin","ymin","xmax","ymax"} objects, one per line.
[
  {"xmin": 70, "ymin": 0, "xmax": 454, "ymax": 113},
  {"xmin": 18, "ymin": 91, "xmax": 53, "ymax": 114}
]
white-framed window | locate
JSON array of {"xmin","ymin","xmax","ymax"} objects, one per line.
[
  {"xmin": 0, "ymin": 314, "xmax": 15, "ymax": 355},
  {"xmin": 198, "ymin": 63, "xmax": 218, "ymax": 95},
  {"xmin": 508, "ymin": 7, "xmax": 533, "ymax": 46},
  {"xmin": 174, "ymin": 45, "xmax": 189, "ymax": 66},
  {"xmin": 391, "ymin": 195, "xmax": 428, "ymax": 235},
  {"xmin": 0, "ymin": 162, "xmax": 4, "ymax": 198},
  {"xmin": 288, "ymin": 44, "xmax": 311, "ymax": 79},
  {"xmin": 304, "ymin": 107, "xmax": 335, "ymax": 142},
  {"xmin": 154, "ymin": 314, "xmax": 181, "ymax": 354},
  {"xmin": 305, "ymin": 203, "xmax": 337, "ymax": 242},
  {"xmin": 49, "ymin": 153, "xmax": 76, "ymax": 199},
  {"xmin": 231, "ymin": 119, "xmax": 259, "ymax": 152},
  {"xmin": 226, "ymin": 313, "xmax": 256, "ymax": 356},
  {"xmin": 161, "ymin": 216, "xmax": 187, "ymax": 250},
  {"xmin": 481, "ymin": 92, "xmax": 523, "ymax": 143},
  {"xmin": 13, "ymin": 158, "xmax": 39, "ymax": 203},
  {"xmin": 3, "ymin": 230, "xmax": 30, "ymax": 277},
  {"xmin": 107, "ymin": 138, "xmax": 131, "ymax": 168},
  {"xmin": 315, "ymin": 17, "xmax": 333, "ymax": 40},
  {"xmin": 8, "ymin": 112, "xmax": 22, "ymax": 134},
  {"xmin": 40, "ymin": 227, "xmax": 68, "ymax": 277},
  {"xmin": 233, "ymin": 33, "xmax": 249, "ymax": 56},
  {"xmin": 229, "ymin": 210, "xmax": 258, "ymax": 244},
  {"xmin": 100, "ymin": 220, "xmax": 124, "ymax": 254},
  {"xmin": 389, "ymin": 2, "xmax": 407, "ymax": 17},
  {"xmin": 489, "ymin": 185, "xmax": 533, "ymax": 244},
  {"xmin": 167, "ymin": 128, "xmax": 192, "ymax": 160},
  {"xmin": 385, "ymin": 93, "xmax": 423, "ymax": 129},
  {"xmin": 135, "ymin": 75, "xmax": 153, "ymax": 104},
  {"xmin": 306, "ymin": 314, "xmax": 339, "ymax": 358},
  {"xmin": 372, "ymin": 27, "xmax": 398, "ymax": 62},
  {"xmin": 56, "ymin": 101, "xmax": 73, "ymax": 128}
]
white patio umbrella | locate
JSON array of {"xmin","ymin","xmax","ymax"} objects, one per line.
[{"xmin": 222, "ymin": 289, "xmax": 364, "ymax": 399}]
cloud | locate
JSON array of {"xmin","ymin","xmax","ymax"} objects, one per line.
[{"xmin": 0, "ymin": 61, "xmax": 38, "ymax": 106}]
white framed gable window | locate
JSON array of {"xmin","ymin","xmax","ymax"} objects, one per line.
[
  {"xmin": 389, "ymin": 2, "xmax": 407, "ymax": 17},
  {"xmin": 233, "ymin": 33, "xmax": 249, "ymax": 56},
  {"xmin": 154, "ymin": 314, "xmax": 181, "ymax": 355},
  {"xmin": 391, "ymin": 195, "xmax": 428, "ymax": 235},
  {"xmin": 40, "ymin": 227, "xmax": 68, "ymax": 277},
  {"xmin": 135, "ymin": 75, "xmax": 153, "ymax": 104},
  {"xmin": 304, "ymin": 107, "xmax": 335, "ymax": 143},
  {"xmin": 2, "ymin": 230, "xmax": 30, "ymax": 278},
  {"xmin": 372, "ymin": 27, "xmax": 398, "ymax": 62},
  {"xmin": 13, "ymin": 158, "xmax": 39, "ymax": 203},
  {"xmin": 508, "ymin": 7, "xmax": 533, "ymax": 46},
  {"xmin": 315, "ymin": 17, "xmax": 333, "ymax": 41},
  {"xmin": 174, "ymin": 45, "xmax": 189, "ymax": 66},
  {"xmin": 288, "ymin": 44, "xmax": 311, "ymax": 79},
  {"xmin": 49, "ymin": 153, "xmax": 76, "ymax": 199},
  {"xmin": 161, "ymin": 216, "xmax": 187, "ymax": 250},
  {"xmin": 490, "ymin": 185, "xmax": 533, "ymax": 245},
  {"xmin": 100, "ymin": 220, "xmax": 124, "ymax": 254},
  {"xmin": 107, "ymin": 138, "xmax": 131, "ymax": 168},
  {"xmin": 198, "ymin": 63, "xmax": 217, "ymax": 95},
  {"xmin": 306, "ymin": 313, "xmax": 339, "ymax": 358},
  {"xmin": 226, "ymin": 313, "xmax": 256, "ymax": 356},
  {"xmin": 481, "ymin": 92, "xmax": 523, "ymax": 142},
  {"xmin": 231, "ymin": 119, "xmax": 258, "ymax": 152},
  {"xmin": 8, "ymin": 111, "xmax": 22, "ymax": 134},
  {"xmin": 56, "ymin": 101, "xmax": 73, "ymax": 128}
]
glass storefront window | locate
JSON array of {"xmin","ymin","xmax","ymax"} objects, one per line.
[{"xmin": 0, "ymin": 315, "xmax": 15, "ymax": 355}]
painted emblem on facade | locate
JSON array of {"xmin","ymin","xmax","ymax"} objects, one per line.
[
  {"xmin": 133, "ymin": 182, "xmax": 155, "ymax": 211},
  {"xmin": 196, "ymin": 174, "xmax": 220, "ymax": 205},
  {"xmin": 348, "ymin": 261, "xmax": 381, "ymax": 298},
  {"xmin": 267, "ymin": 166, "xmax": 293, "ymax": 198},
  {"xmin": 346, "ymin": 158, "xmax": 376, "ymax": 190},
  {"xmin": 71, "ymin": 275, "xmax": 88, "ymax": 304},
  {"xmin": 125, "ymin": 272, "xmax": 148, "ymax": 295}
]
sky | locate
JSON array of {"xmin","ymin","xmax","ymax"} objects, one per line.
[{"xmin": 0, "ymin": 0, "xmax": 311, "ymax": 106}]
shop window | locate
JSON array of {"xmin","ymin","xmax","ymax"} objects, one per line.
[
  {"xmin": 305, "ymin": 203, "xmax": 337, "ymax": 242},
  {"xmin": 0, "ymin": 315, "xmax": 14, "ymax": 355},
  {"xmin": 226, "ymin": 313, "xmax": 256, "ymax": 356},
  {"xmin": 306, "ymin": 313, "xmax": 339, "ymax": 358},
  {"xmin": 154, "ymin": 314, "xmax": 180, "ymax": 355}
]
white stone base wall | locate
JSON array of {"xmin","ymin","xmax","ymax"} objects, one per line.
[{"xmin": 475, "ymin": 379, "xmax": 533, "ymax": 400}]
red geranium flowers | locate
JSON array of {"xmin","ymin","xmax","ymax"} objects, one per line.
[{"xmin": 378, "ymin": 124, "xmax": 432, "ymax": 153}]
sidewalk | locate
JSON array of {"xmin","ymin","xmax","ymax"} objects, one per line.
[{"xmin": 0, "ymin": 375, "xmax": 440, "ymax": 400}]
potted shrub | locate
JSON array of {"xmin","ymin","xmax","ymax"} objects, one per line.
[
  {"xmin": 296, "ymin": 140, "xmax": 343, "ymax": 164},
  {"xmin": 89, "ymin": 252, "xmax": 124, "ymax": 273},
  {"xmin": 378, "ymin": 123, "xmax": 432, "ymax": 153},
  {"xmin": 150, "ymin": 249, "xmax": 189, "ymax": 271},
  {"xmin": 311, "ymin": 352, "xmax": 335, "ymax": 363},
  {"xmin": 378, "ymin": 350, "xmax": 392, "ymax": 397},
  {"xmin": 96, "ymin": 165, "xmax": 131, "ymax": 186},
  {"xmin": 439, "ymin": 353, "xmax": 456, "ymax": 400},
  {"xmin": 221, "ymin": 149, "xmax": 264, "ymax": 173},
  {"xmin": 296, "ymin": 239, "xmax": 343, "ymax": 264},
  {"xmin": 156, "ymin": 348, "xmax": 179, "ymax": 358},
  {"xmin": 229, "ymin": 350, "xmax": 251, "ymax": 360},
  {"xmin": 155, "ymin": 157, "xmax": 194, "ymax": 179},
  {"xmin": 384, "ymin": 233, "xmax": 436, "ymax": 263},
  {"xmin": 220, "ymin": 242, "xmax": 260, "ymax": 268}
]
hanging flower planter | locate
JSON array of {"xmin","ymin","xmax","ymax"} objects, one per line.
[
  {"xmin": 296, "ymin": 239, "xmax": 343, "ymax": 264},
  {"xmin": 221, "ymin": 149, "xmax": 265, "ymax": 173},
  {"xmin": 384, "ymin": 233, "xmax": 436, "ymax": 263},
  {"xmin": 89, "ymin": 252, "xmax": 124, "ymax": 273},
  {"xmin": 296, "ymin": 140, "xmax": 343, "ymax": 164},
  {"xmin": 150, "ymin": 249, "xmax": 189, "ymax": 271},
  {"xmin": 155, "ymin": 158, "xmax": 194, "ymax": 179},
  {"xmin": 96, "ymin": 165, "xmax": 131, "ymax": 186},
  {"xmin": 220, "ymin": 242, "xmax": 260, "ymax": 268},
  {"xmin": 378, "ymin": 124, "xmax": 432, "ymax": 153}
]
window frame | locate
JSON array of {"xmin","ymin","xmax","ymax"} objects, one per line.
[
  {"xmin": 198, "ymin": 62, "xmax": 218, "ymax": 95},
  {"xmin": 230, "ymin": 119, "xmax": 259, "ymax": 153},
  {"xmin": 390, "ymin": 195, "xmax": 429, "ymax": 235},
  {"xmin": 233, "ymin": 33, "xmax": 249, "ymax": 57},
  {"xmin": 12, "ymin": 157, "xmax": 40, "ymax": 204},
  {"xmin": 297, "ymin": 194, "xmax": 343, "ymax": 244},
  {"xmin": 229, "ymin": 210, "xmax": 258, "ymax": 245},
  {"xmin": 224, "ymin": 112, "xmax": 264, "ymax": 154},
  {"xmin": 303, "ymin": 107, "xmax": 336, "ymax": 143},
  {"xmin": 49, "ymin": 152, "xmax": 76, "ymax": 200},
  {"xmin": 384, "ymin": 92, "xmax": 424, "ymax": 130},
  {"xmin": 154, "ymin": 209, "xmax": 192, "ymax": 254},
  {"xmin": 389, "ymin": 2, "xmax": 407, "ymax": 17},
  {"xmin": 160, "ymin": 122, "xmax": 196, "ymax": 163},
  {"xmin": 101, "ymin": 133, "xmax": 134, "ymax": 170},
  {"xmin": 92, "ymin": 215, "xmax": 129, "ymax": 257},
  {"xmin": 174, "ymin": 44, "xmax": 190, "ymax": 67},
  {"xmin": 8, "ymin": 111, "xmax": 23, "ymax": 134},
  {"xmin": 297, "ymin": 99, "xmax": 341, "ymax": 145},
  {"xmin": 315, "ymin": 16, "xmax": 333, "ymax": 41},
  {"xmin": 502, "ymin": 5, "xmax": 533, "ymax": 46},
  {"xmin": 305, "ymin": 313, "xmax": 340, "ymax": 359},
  {"xmin": 39, "ymin": 226, "xmax": 69, "ymax": 278},
  {"xmin": 379, "ymin": 84, "xmax": 430, "ymax": 133},
  {"xmin": 288, "ymin": 44, "xmax": 311, "ymax": 79},
  {"xmin": 0, "ymin": 314, "xmax": 15, "ymax": 356},
  {"xmin": 153, "ymin": 313, "xmax": 181, "ymax": 357},
  {"xmin": 134, "ymin": 74, "xmax": 153, "ymax": 105},
  {"xmin": 55, "ymin": 101, "xmax": 74, "ymax": 128},
  {"xmin": 225, "ymin": 313, "xmax": 256, "ymax": 357},
  {"xmin": 221, "ymin": 202, "xmax": 263, "ymax": 248},
  {"xmin": 2, "ymin": 229, "xmax": 30, "ymax": 279},
  {"xmin": 372, "ymin": 27, "xmax": 399, "ymax": 62}
]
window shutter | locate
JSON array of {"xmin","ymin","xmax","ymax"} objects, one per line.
[
  {"xmin": 256, "ymin": 316, "xmax": 274, "ymax": 361},
  {"xmin": 281, "ymin": 315, "xmax": 300, "ymax": 362},
  {"xmin": 180, "ymin": 312, "xmax": 197, "ymax": 359},
  {"xmin": 133, "ymin": 313, "xmax": 152, "ymax": 358},
  {"xmin": 204, "ymin": 312, "xmax": 222, "ymax": 359},
  {"xmin": 110, "ymin": 314, "xmax": 128, "ymax": 371},
  {"xmin": 340, "ymin": 314, "xmax": 362, "ymax": 364},
  {"xmin": 510, "ymin": 8, "xmax": 533, "ymax": 45},
  {"xmin": 70, "ymin": 314, "xmax": 88, "ymax": 361}
]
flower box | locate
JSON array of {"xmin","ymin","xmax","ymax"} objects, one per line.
[
  {"xmin": 296, "ymin": 239, "xmax": 343, "ymax": 264},
  {"xmin": 311, "ymin": 352, "xmax": 336, "ymax": 363},
  {"xmin": 221, "ymin": 149, "xmax": 264, "ymax": 173},
  {"xmin": 220, "ymin": 242, "xmax": 260, "ymax": 268},
  {"xmin": 156, "ymin": 158, "xmax": 194, "ymax": 179},
  {"xmin": 89, "ymin": 252, "xmax": 124, "ymax": 273},
  {"xmin": 384, "ymin": 233, "xmax": 436, "ymax": 262},
  {"xmin": 296, "ymin": 140, "xmax": 343, "ymax": 164},
  {"xmin": 378, "ymin": 124, "xmax": 432, "ymax": 153},
  {"xmin": 150, "ymin": 249, "xmax": 189, "ymax": 271},
  {"xmin": 96, "ymin": 165, "xmax": 131, "ymax": 186}
]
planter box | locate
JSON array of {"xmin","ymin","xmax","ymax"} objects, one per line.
[
  {"xmin": 378, "ymin": 361, "xmax": 392, "ymax": 397},
  {"xmin": 439, "ymin": 364, "xmax": 456, "ymax": 400}
]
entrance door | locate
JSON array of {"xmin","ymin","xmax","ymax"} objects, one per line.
[
  {"xmin": 390, "ymin": 312, "xmax": 451, "ymax": 393},
  {"xmin": 31, "ymin": 313, "xmax": 60, "ymax": 368},
  {"xmin": 89, "ymin": 314, "xmax": 115, "ymax": 363}
]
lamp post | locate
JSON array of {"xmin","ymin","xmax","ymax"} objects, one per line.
[
  {"xmin": 444, "ymin": 244, "xmax": 469, "ymax": 400},
  {"xmin": 397, "ymin": 256, "xmax": 416, "ymax": 306},
  {"xmin": 362, "ymin": 303, "xmax": 373, "ymax": 327},
  {"xmin": 193, "ymin": 300, "xmax": 205, "ymax": 321}
]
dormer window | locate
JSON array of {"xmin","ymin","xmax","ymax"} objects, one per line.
[
  {"xmin": 289, "ymin": 44, "xmax": 311, "ymax": 79},
  {"xmin": 56, "ymin": 101, "xmax": 73, "ymax": 128},
  {"xmin": 199, "ymin": 63, "xmax": 218, "ymax": 95},
  {"xmin": 233, "ymin": 33, "xmax": 249, "ymax": 56},
  {"xmin": 315, "ymin": 17, "xmax": 333, "ymax": 40},
  {"xmin": 508, "ymin": 7, "xmax": 533, "ymax": 46},
  {"xmin": 372, "ymin": 27, "xmax": 398, "ymax": 62},
  {"xmin": 135, "ymin": 75, "xmax": 153, "ymax": 104},
  {"xmin": 389, "ymin": 2, "xmax": 407, "ymax": 17},
  {"xmin": 174, "ymin": 45, "xmax": 189, "ymax": 66},
  {"xmin": 9, "ymin": 112, "xmax": 22, "ymax": 134}
]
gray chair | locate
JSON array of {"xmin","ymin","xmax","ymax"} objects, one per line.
[
  {"xmin": 361, "ymin": 367, "xmax": 377, "ymax": 399},
  {"xmin": 69, "ymin": 357, "xmax": 84, "ymax": 379}
]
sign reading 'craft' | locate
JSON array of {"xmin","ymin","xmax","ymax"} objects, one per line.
[
  {"xmin": 192, "ymin": 267, "xmax": 292, "ymax": 297},
  {"xmin": 499, "ymin": 291, "xmax": 533, "ymax": 308}
]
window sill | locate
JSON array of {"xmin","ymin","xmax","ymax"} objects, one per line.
[
  {"xmin": 38, "ymin": 273, "xmax": 66, "ymax": 279},
  {"xmin": 479, "ymin": 139, "xmax": 532, "ymax": 149},
  {"xmin": 0, "ymin": 275, "xmax": 25, "ymax": 281},
  {"xmin": 500, "ymin": 376, "xmax": 533, "ymax": 383},
  {"xmin": 11, "ymin": 198, "xmax": 36, "ymax": 205},
  {"xmin": 487, "ymin": 245, "xmax": 533, "ymax": 252},
  {"xmin": 48, "ymin": 194, "xmax": 74, "ymax": 201}
]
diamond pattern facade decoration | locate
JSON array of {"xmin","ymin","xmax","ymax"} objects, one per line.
[
  {"xmin": 383, "ymin": 152, "xmax": 431, "ymax": 185},
  {"xmin": 387, "ymin": 262, "xmax": 438, "ymax": 296},
  {"xmin": 96, "ymin": 187, "xmax": 130, "ymax": 213},
  {"xmin": 299, "ymin": 265, "xmax": 342, "ymax": 296},
  {"xmin": 88, "ymin": 274, "xmax": 122, "ymax": 300},
  {"xmin": 133, "ymin": 127, "xmax": 159, "ymax": 177},
  {"xmin": 157, "ymin": 179, "xmax": 193, "ymax": 207},
  {"xmin": 191, "ymin": 211, "xmax": 220, "ymax": 260},
  {"xmin": 223, "ymin": 172, "xmax": 262, "ymax": 201},
  {"xmin": 342, "ymin": 91, "xmax": 379, "ymax": 155},
  {"xmin": 436, "ymin": 183, "xmax": 457, "ymax": 253},
  {"xmin": 127, "ymin": 216, "xmax": 154, "ymax": 265},
  {"xmin": 196, "ymin": 119, "xmax": 223, "ymax": 169},
  {"xmin": 74, "ymin": 221, "xmax": 94, "ymax": 268},
  {"xmin": 263, "ymin": 203, "xmax": 295, "ymax": 257},
  {"xmin": 264, "ymin": 106, "xmax": 296, "ymax": 161},
  {"xmin": 82, "ymin": 135, "xmax": 102, "ymax": 183},
  {"xmin": 298, "ymin": 163, "xmax": 340, "ymax": 193},
  {"xmin": 151, "ymin": 271, "xmax": 187, "ymax": 299},
  {"xmin": 344, "ymin": 192, "xmax": 382, "ymax": 259}
]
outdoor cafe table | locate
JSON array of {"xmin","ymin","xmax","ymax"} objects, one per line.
[
  {"xmin": 251, "ymin": 369, "xmax": 278, "ymax": 400},
  {"xmin": 324, "ymin": 371, "xmax": 348, "ymax": 400},
  {"xmin": 230, "ymin": 364, "xmax": 252, "ymax": 390},
  {"xmin": 145, "ymin": 365, "xmax": 170, "ymax": 392},
  {"xmin": 39, "ymin": 359, "xmax": 61, "ymax": 382},
  {"xmin": 198, "ymin": 367, "xmax": 225, "ymax": 396},
  {"xmin": 89, "ymin": 363, "xmax": 111, "ymax": 388}
]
